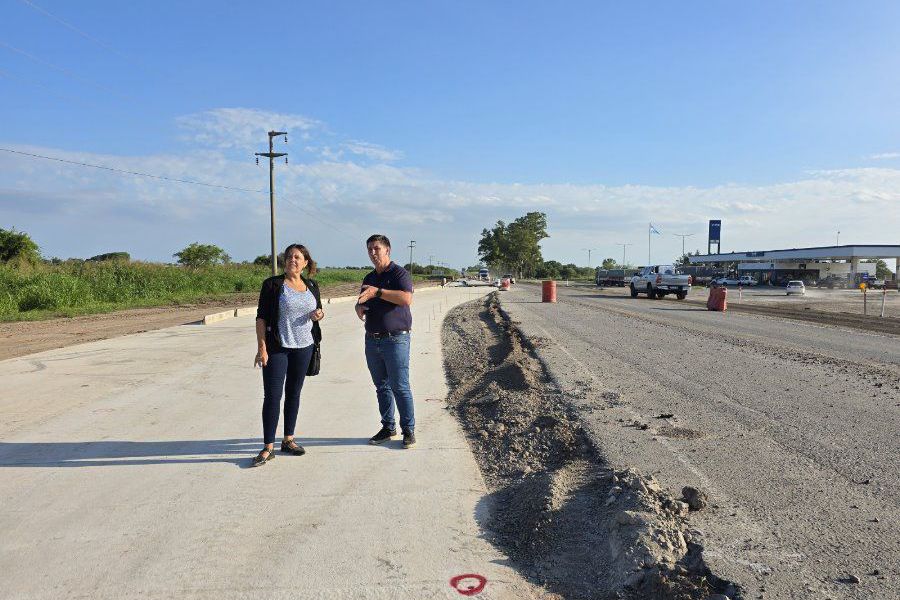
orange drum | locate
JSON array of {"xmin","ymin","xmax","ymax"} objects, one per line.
[
  {"xmin": 500, "ymin": 278, "xmax": 511, "ymax": 290},
  {"xmin": 542, "ymin": 280, "xmax": 557, "ymax": 303},
  {"xmin": 706, "ymin": 287, "xmax": 727, "ymax": 311}
]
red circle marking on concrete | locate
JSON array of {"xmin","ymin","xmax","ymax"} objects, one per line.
[{"xmin": 450, "ymin": 574, "xmax": 488, "ymax": 596}]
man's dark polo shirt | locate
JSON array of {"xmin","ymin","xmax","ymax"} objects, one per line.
[{"xmin": 361, "ymin": 262, "xmax": 413, "ymax": 334}]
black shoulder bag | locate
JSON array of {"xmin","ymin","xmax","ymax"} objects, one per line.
[
  {"xmin": 307, "ymin": 341, "xmax": 321, "ymax": 376},
  {"xmin": 306, "ymin": 277, "xmax": 322, "ymax": 376}
]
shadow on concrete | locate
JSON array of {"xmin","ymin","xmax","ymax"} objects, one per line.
[{"xmin": 0, "ymin": 437, "xmax": 369, "ymax": 468}]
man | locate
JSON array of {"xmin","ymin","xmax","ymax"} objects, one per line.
[{"xmin": 356, "ymin": 234, "xmax": 416, "ymax": 448}]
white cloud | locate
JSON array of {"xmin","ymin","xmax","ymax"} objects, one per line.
[
  {"xmin": 175, "ymin": 108, "xmax": 322, "ymax": 150},
  {"xmin": 341, "ymin": 140, "xmax": 404, "ymax": 162},
  {"xmin": 867, "ymin": 152, "xmax": 900, "ymax": 160},
  {"xmin": 3, "ymin": 109, "xmax": 900, "ymax": 267},
  {"xmin": 175, "ymin": 108, "xmax": 404, "ymax": 165}
]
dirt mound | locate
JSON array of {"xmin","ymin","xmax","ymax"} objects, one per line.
[{"xmin": 442, "ymin": 294, "xmax": 741, "ymax": 599}]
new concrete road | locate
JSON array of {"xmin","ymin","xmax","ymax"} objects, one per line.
[
  {"xmin": 499, "ymin": 283, "xmax": 899, "ymax": 599},
  {"xmin": 0, "ymin": 286, "xmax": 545, "ymax": 600}
]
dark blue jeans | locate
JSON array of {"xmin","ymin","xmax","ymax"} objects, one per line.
[
  {"xmin": 261, "ymin": 344, "xmax": 314, "ymax": 445},
  {"xmin": 364, "ymin": 332, "xmax": 415, "ymax": 432}
]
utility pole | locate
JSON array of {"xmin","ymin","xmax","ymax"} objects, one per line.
[
  {"xmin": 672, "ymin": 233, "xmax": 695, "ymax": 259},
  {"xmin": 255, "ymin": 130, "xmax": 288, "ymax": 276},
  {"xmin": 836, "ymin": 231, "xmax": 840, "ymax": 246},
  {"xmin": 408, "ymin": 240, "xmax": 416, "ymax": 273},
  {"xmin": 616, "ymin": 243, "xmax": 632, "ymax": 267},
  {"xmin": 581, "ymin": 248, "xmax": 597, "ymax": 268}
]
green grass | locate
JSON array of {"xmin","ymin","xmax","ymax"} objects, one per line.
[{"xmin": 0, "ymin": 262, "xmax": 374, "ymax": 322}]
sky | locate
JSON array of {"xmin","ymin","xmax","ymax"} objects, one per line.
[{"xmin": 1, "ymin": 1, "xmax": 899, "ymax": 270}]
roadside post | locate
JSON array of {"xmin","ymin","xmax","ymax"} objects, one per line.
[
  {"xmin": 738, "ymin": 284, "xmax": 743, "ymax": 301},
  {"xmin": 881, "ymin": 287, "xmax": 887, "ymax": 318},
  {"xmin": 860, "ymin": 282, "xmax": 867, "ymax": 316}
]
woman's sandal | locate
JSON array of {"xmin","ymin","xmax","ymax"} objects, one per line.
[
  {"xmin": 252, "ymin": 448, "xmax": 276, "ymax": 467},
  {"xmin": 280, "ymin": 439, "xmax": 306, "ymax": 456}
]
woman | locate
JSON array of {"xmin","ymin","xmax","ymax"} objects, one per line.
[{"xmin": 253, "ymin": 244, "xmax": 325, "ymax": 466}]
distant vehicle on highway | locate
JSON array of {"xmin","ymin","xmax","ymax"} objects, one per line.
[
  {"xmin": 868, "ymin": 278, "xmax": 886, "ymax": 289},
  {"xmin": 595, "ymin": 267, "xmax": 627, "ymax": 287},
  {"xmin": 630, "ymin": 265, "xmax": 692, "ymax": 299},
  {"xmin": 712, "ymin": 275, "xmax": 755, "ymax": 286},
  {"xmin": 817, "ymin": 275, "xmax": 849, "ymax": 289},
  {"xmin": 785, "ymin": 280, "xmax": 806, "ymax": 295},
  {"xmin": 478, "ymin": 268, "xmax": 489, "ymax": 281}
]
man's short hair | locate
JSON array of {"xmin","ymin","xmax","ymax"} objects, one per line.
[{"xmin": 366, "ymin": 234, "xmax": 391, "ymax": 249}]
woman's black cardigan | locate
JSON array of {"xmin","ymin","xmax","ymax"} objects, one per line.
[{"xmin": 255, "ymin": 274, "xmax": 322, "ymax": 352}]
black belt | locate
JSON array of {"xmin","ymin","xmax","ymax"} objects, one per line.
[{"xmin": 365, "ymin": 330, "xmax": 410, "ymax": 339}]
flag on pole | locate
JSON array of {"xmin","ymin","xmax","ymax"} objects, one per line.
[{"xmin": 649, "ymin": 223, "xmax": 661, "ymax": 235}]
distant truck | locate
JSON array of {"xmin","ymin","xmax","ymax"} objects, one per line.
[
  {"xmin": 478, "ymin": 268, "xmax": 489, "ymax": 281},
  {"xmin": 630, "ymin": 265, "xmax": 692, "ymax": 299},
  {"xmin": 595, "ymin": 267, "xmax": 627, "ymax": 287}
]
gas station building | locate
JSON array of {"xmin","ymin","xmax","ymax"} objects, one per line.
[{"xmin": 687, "ymin": 245, "xmax": 900, "ymax": 285}]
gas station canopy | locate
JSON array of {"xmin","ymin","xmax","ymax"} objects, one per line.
[{"xmin": 688, "ymin": 245, "xmax": 900, "ymax": 264}]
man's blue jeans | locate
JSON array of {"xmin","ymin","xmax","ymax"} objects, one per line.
[{"xmin": 364, "ymin": 332, "xmax": 415, "ymax": 432}]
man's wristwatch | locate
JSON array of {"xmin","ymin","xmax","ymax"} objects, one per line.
[{"xmin": 375, "ymin": 288, "xmax": 383, "ymax": 298}]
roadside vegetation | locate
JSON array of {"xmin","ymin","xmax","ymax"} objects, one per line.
[
  {"xmin": 477, "ymin": 212, "xmax": 597, "ymax": 280},
  {"xmin": 0, "ymin": 261, "xmax": 372, "ymax": 321},
  {"xmin": 0, "ymin": 228, "xmax": 377, "ymax": 322}
]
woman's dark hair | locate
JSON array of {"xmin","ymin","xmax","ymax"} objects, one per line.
[
  {"xmin": 366, "ymin": 234, "xmax": 391, "ymax": 249},
  {"xmin": 283, "ymin": 243, "xmax": 317, "ymax": 277}
]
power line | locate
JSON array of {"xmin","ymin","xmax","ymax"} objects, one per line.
[
  {"xmin": 18, "ymin": 0, "xmax": 138, "ymax": 65},
  {"xmin": 0, "ymin": 68, "xmax": 91, "ymax": 105},
  {"xmin": 1, "ymin": 146, "xmax": 360, "ymax": 239},
  {"xmin": 0, "ymin": 40, "xmax": 134, "ymax": 102},
  {"xmin": 671, "ymin": 232, "xmax": 696, "ymax": 257},
  {"xmin": 0, "ymin": 147, "xmax": 264, "ymax": 193},
  {"xmin": 279, "ymin": 194, "xmax": 359, "ymax": 241}
]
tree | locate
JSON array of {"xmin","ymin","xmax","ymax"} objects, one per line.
[
  {"xmin": 402, "ymin": 262, "xmax": 427, "ymax": 275},
  {"xmin": 88, "ymin": 252, "xmax": 130, "ymax": 262},
  {"xmin": 174, "ymin": 243, "xmax": 230, "ymax": 267},
  {"xmin": 534, "ymin": 260, "xmax": 562, "ymax": 279},
  {"xmin": 866, "ymin": 259, "xmax": 892, "ymax": 280},
  {"xmin": 254, "ymin": 253, "xmax": 284, "ymax": 269},
  {"xmin": 675, "ymin": 249, "xmax": 701, "ymax": 267},
  {"xmin": 0, "ymin": 227, "xmax": 40, "ymax": 264},
  {"xmin": 559, "ymin": 263, "xmax": 580, "ymax": 280},
  {"xmin": 477, "ymin": 211, "xmax": 549, "ymax": 277},
  {"xmin": 601, "ymin": 257, "xmax": 617, "ymax": 270},
  {"xmin": 477, "ymin": 221, "xmax": 507, "ymax": 267}
]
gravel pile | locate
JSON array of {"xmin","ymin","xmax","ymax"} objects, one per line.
[{"xmin": 442, "ymin": 294, "xmax": 741, "ymax": 599}]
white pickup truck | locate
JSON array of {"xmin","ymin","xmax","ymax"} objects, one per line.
[{"xmin": 630, "ymin": 265, "xmax": 692, "ymax": 300}]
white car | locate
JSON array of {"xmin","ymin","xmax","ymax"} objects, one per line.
[
  {"xmin": 712, "ymin": 275, "xmax": 755, "ymax": 286},
  {"xmin": 786, "ymin": 280, "xmax": 806, "ymax": 295}
]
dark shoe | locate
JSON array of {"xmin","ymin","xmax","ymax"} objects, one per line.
[
  {"xmin": 252, "ymin": 447, "xmax": 276, "ymax": 467},
  {"xmin": 369, "ymin": 426, "xmax": 398, "ymax": 445},
  {"xmin": 402, "ymin": 430, "xmax": 417, "ymax": 449},
  {"xmin": 280, "ymin": 439, "xmax": 306, "ymax": 456}
]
